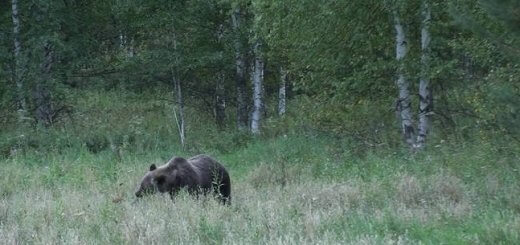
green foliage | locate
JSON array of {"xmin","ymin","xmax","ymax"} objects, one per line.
[
  {"xmin": 0, "ymin": 0, "xmax": 518, "ymax": 149},
  {"xmin": 450, "ymin": 0, "xmax": 520, "ymax": 61},
  {"xmin": 256, "ymin": 0, "xmax": 395, "ymax": 101}
]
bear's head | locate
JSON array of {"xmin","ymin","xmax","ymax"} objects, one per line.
[{"xmin": 134, "ymin": 157, "xmax": 188, "ymax": 198}]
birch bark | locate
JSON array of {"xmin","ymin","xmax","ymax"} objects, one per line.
[
  {"xmin": 171, "ymin": 32, "xmax": 185, "ymax": 148},
  {"xmin": 278, "ymin": 66, "xmax": 287, "ymax": 116},
  {"xmin": 250, "ymin": 41, "xmax": 264, "ymax": 134},
  {"xmin": 172, "ymin": 71, "xmax": 185, "ymax": 148},
  {"xmin": 416, "ymin": 1, "xmax": 433, "ymax": 148},
  {"xmin": 394, "ymin": 11, "xmax": 415, "ymax": 146}
]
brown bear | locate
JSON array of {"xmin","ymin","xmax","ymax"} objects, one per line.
[{"xmin": 135, "ymin": 154, "xmax": 231, "ymax": 204}]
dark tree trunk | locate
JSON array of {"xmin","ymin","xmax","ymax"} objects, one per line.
[
  {"xmin": 33, "ymin": 42, "xmax": 54, "ymax": 126},
  {"xmin": 232, "ymin": 7, "xmax": 249, "ymax": 131},
  {"xmin": 215, "ymin": 73, "xmax": 226, "ymax": 130}
]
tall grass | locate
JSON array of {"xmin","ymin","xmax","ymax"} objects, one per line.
[
  {"xmin": 1, "ymin": 88, "xmax": 519, "ymax": 244},
  {"xmin": 1, "ymin": 134, "xmax": 519, "ymax": 244}
]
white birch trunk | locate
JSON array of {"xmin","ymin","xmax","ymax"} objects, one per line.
[
  {"xmin": 119, "ymin": 31, "xmax": 125, "ymax": 49},
  {"xmin": 394, "ymin": 11, "xmax": 415, "ymax": 146},
  {"xmin": 415, "ymin": 1, "xmax": 433, "ymax": 148},
  {"xmin": 250, "ymin": 41, "xmax": 264, "ymax": 134},
  {"xmin": 176, "ymin": 76, "xmax": 185, "ymax": 148},
  {"xmin": 11, "ymin": 0, "xmax": 27, "ymax": 122},
  {"xmin": 171, "ymin": 32, "xmax": 185, "ymax": 148},
  {"xmin": 232, "ymin": 7, "xmax": 249, "ymax": 130},
  {"xmin": 119, "ymin": 32, "xmax": 134, "ymax": 58},
  {"xmin": 278, "ymin": 66, "xmax": 287, "ymax": 116},
  {"xmin": 171, "ymin": 70, "xmax": 185, "ymax": 148}
]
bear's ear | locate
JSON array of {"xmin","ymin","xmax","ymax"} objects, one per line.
[{"xmin": 149, "ymin": 164, "xmax": 157, "ymax": 171}]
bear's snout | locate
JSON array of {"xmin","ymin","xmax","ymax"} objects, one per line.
[{"xmin": 135, "ymin": 189, "xmax": 143, "ymax": 198}]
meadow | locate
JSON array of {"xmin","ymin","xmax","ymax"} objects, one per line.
[{"xmin": 0, "ymin": 90, "xmax": 519, "ymax": 244}]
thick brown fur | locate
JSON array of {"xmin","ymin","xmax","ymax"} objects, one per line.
[{"xmin": 135, "ymin": 155, "xmax": 231, "ymax": 204}]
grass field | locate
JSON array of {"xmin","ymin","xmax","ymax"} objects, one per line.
[
  {"xmin": 1, "ymin": 134, "xmax": 519, "ymax": 244},
  {"xmin": 0, "ymin": 90, "xmax": 518, "ymax": 244}
]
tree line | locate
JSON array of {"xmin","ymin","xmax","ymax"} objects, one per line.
[{"xmin": 0, "ymin": 0, "xmax": 518, "ymax": 149}]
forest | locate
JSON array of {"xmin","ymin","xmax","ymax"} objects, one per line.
[{"xmin": 0, "ymin": 0, "xmax": 519, "ymax": 244}]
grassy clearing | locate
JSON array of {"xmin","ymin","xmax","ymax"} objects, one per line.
[
  {"xmin": 1, "ymin": 90, "xmax": 519, "ymax": 244},
  {"xmin": 1, "ymin": 135, "xmax": 519, "ymax": 244}
]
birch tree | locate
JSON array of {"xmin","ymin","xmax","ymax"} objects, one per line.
[
  {"xmin": 232, "ymin": 7, "xmax": 249, "ymax": 130},
  {"xmin": 393, "ymin": 9, "xmax": 415, "ymax": 146},
  {"xmin": 172, "ymin": 69, "xmax": 185, "ymax": 148},
  {"xmin": 415, "ymin": 0, "xmax": 433, "ymax": 148},
  {"xmin": 171, "ymin": 32, "xmax": 185, "ymax": 148},
  {"xmin": 11, "ymin": 0, "xmax": 27, "ymax": 122},
  {"xmin": 250, "ymin": 40, "xmax": 264, "ymax": 134},
  {"xmin": 119, "ymin": 31, "xmax": 135, "ymax": 58},
  {"xmin": 278, "ymin": 66, "xmax": 287, "ymax": 116}
]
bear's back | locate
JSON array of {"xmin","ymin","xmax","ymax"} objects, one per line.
[{"xmin": 188, "ymin": 155, "xmax": 225, "ymax": 187}]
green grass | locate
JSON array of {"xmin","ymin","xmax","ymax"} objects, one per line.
[
  {"xmin": 1, "ymin": 89, "xmax": 519, "ymax": 244},
  {"xmin": 1, "ymin": 135, "xmax": 519, "ymax": 244}
]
